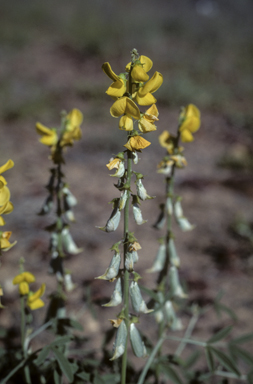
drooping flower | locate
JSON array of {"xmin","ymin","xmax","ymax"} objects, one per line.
[
  {"xmin": 36, "ymin": 122, "xmax": 58, "ymax": 146},
  {"xmin": 134, "ymin": 72, "xmax": 163, "ymax": 106},
  {"xmin": 124, "ymin": 136, "xmax": 151, "ymax": 152},
  {"xmin": 102, "ymin": 62, "xmax": 127, "ymax": 98},
  {"xmin": 13, "ymin": 272, "xmax": 36, "ymax": 295},
  {"xmin": 60, "ymin": 109, "xmax": 83, "ymax": 147},
  {"xmin": 27, "ymin": 283, "xmax": 46, "ymax": 310},
  {"xmin": 138, "ymin": 104, "xmax": 159, "ymax": 133},
  {"xmin": 106, "ymin": 157, "xmax": 125, "ymax": 178},
  {"xmin": 179, "ymin": 104, "xmax": 201, "ymax": 142},
  {"xmin": 159, "ymin": 131, "xmax": 176, "ymax": 154},
  {"xmin": 126, "ymin": 55, "xmax": 153, "ymax": 83}
]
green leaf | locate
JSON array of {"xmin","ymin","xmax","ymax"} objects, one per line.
[
  {"xmin": 247, "ymin": 370, "xmax": 253, "ymax": 384},
  {"xmin": 57, "ymin": 318, "xmax": 84, "ymax": 331},
  {"xmin": 229, "ymin": 345, "xmax": 253, "ymax": 366},
  {"xmin": 230, "ymin": 332, "xmax": 253, "ymax": 345},
  {"xmin": 53, "ymin": 368, "xmax": 61, "ymax": 384},
  {"xmin": 102, "ymin": 373, "xmax": 120, "ymax": 383},
  {"xmin": 207, "ymin": 326, "xmax": 232, "ymax": 344},
  {"xmin": 183, "ymin": 350, "xmax": 201, "ymax": 370},
  {"xmin": 210, "ymin": 347, "xmax": 240, "ymax": 377},
  {"xmin": 215, "ymin": 303, "xmax": 237, "ymax": 321},
  {"xmin": 49, "ymin": 335, "xmax": 73, "ymax": 348},
  {"xmin": 34, "ymin": 346, "xmax": 50, "ymax": 366},
  {"xmin": 94, "ymin": 374, "xmax": 105, "ymax": 384},
  {"xmin": 139, "ymin": 285, "xmax": 160, "ymax": 301},
  {"xmin": 52, "ymin": 347, "xmax": 74, "ymax": 383},
  {"xmin": 76, "ymin": 371, "xmax": 91, "ymax": 380},
  {"xmin": 205, "ymin": 346, "xmax": 215, "ymax": 372},
  {"xmin": 160, "ymin": 363, "xmax": 184, "ymax": 384}
]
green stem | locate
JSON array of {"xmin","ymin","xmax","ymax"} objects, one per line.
[
  {"xmin": 121, "ymin": 151, "xmax": 132, "ymax": 384},
  {"xmin": 175, "ymin": 311, "xmax": 199, "ymax": 356},
  {"xmin": 166, "ymin": 335, "xmax": 207, "ymax": 347},
  {"xmin": 137, "ymin": 337, "xmax": 165, "ymax": 384},
  {"xmin": 20, "ymin": 296, "xmax": 31, "ymax": 383}
]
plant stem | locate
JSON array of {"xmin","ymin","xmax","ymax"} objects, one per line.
[
  {"xmin": 166, "ymin": 335, "xmax": 207, "ymax": 347},
  {"xmin": 137, "ymin": 337, "xmax": 165, "ymax": 384},
  {"xmin": 175, "ymin": 311, "xmax": 199, "ymax": 356},
  {"xmin": 121, "ymin": 151, "xmax": 132, "ymax": 384}
]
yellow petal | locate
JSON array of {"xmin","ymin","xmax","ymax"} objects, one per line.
[
  {"xmin": 159, "ymin": 131, "xmax": 170, "ymax": 148},
  {"xmin": 0, "ymin": 159, "xmax": 14, "ymax": 175},
  {"xmin": 110, "ymin": 97, "xmax": 140, "ymax": 120},
  {"xmin": 131, "ymin": 65, "xmax": 149, "ymax": 82},
  {"xmin": 19, "ymin": 282, "xmax": 29, "ymax": 295},
  {"xmin": 139, "ymin": 55, "xmax": 153, "ymax": 73},
  {"xmin": 185, "ymin": 104, "xmax": 200, "ymax": 119},
  {"xmin": 180, "ymin": 130, "xmax": 194, "ymax": 142},
  {"xmin": 27, "ymin": 298, "xmax": 45, "ymax": 310},
  {"xmin": 106, "ymin": 79, "xmax": 126, "ymax": 98},
  {"xmin": 39, "ymin": 132, "xmax": 58, "ymax": 146},
  {"xmin": 145, "ymin": 104, "xmax": 159, "ymax": 119},
  {"xmin": 106, "ymin": 158, "xmax": 121, "ymax": 170},
  {"xmin": 66, "ymin": 109, "xmax": 83, "ymax": 131},
  {"xmin": 27, "ymin": 283, "xmax": 46, "ymax": 304},
  {"xmin": 102, "ymin": 62, "xmax": 119, "ymax": 82},
  {"xmin": 36, "ymin": 122, "xmax": 52, "ymax": 136},
  {"xmin": 119, "ymin": 115, "xmax": 133, "ymax": 131},
  {"xmin": 138, "ymin": 118, "xmax": 156, "ymax": 133},
  {"xmin": 0, "ymin": 216, "xmax": 5, "ymax": 226},
  {"xmin": 180, "ymin": 116, "xmax": 200, "ymax": 133},
  {"xmin": 135, "ymin": 92, "xmax": 157, "ymax": 106},
  {"xmin": 124, "ymin": 136, "xmax": 151, "ymax": 151},
  {"xmin": 23, "ymin": 272, "xmax": 36, "ymax": 283},
  {"xmin": 138, "ymin": 72, "xmax": 163, "ymax": 97},
  {"xmin": 0, "ymin": 238, "xmax": 11, "ymax": 248},
  {"xmin": 0, "ymin": 201, "xmax": 14, "ymax": 215},
  {"xmin": 13, "ymin": 273, "xmax": 25, "ymax": 285},
  {"xmin": 0, "ymin": 186, "xmax": 10, "ymax": 206}
]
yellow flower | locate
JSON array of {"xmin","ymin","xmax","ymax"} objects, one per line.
[
  {"xmin": 126, "ymin": 55, "xmax": 153, "ymax": 83},
  {"xmin": 138, "ymin": 104, "xmax": 159, "ymax": 133},
  {"xmin": 119, "ymin": 115, "xmax": 133, "ymax": 131},
  {"xmin": 102, "ymin": 62, "xmax": 127, "ymax": 98},
  {"xmin": 135, "ymin": 72, "xmax": 163, "ymax": 106},
  {"xmin": 27, "ymin": 283, "xmax": 46, "ymax": 310},
  {"xmin": 106, "ymin": 157, "xmax": 125, "ymax": 177},
  {"xmin": 110, "ymin": 97, "xmax": 140, "ymax": 120},
  {"xmin": 0, "ymin": 159, "xmax": 14, "ymax": 208},
  {"xmin": 179, "ymin": 104, "xmax": 201, "ymax": 142},
  {"xmin": 159, "ymin": 131, "xmax": 175, "ymax": 154},
  {"xmin": 0, "ymin": 201, "xmax": 14, "ymax": 226},
  {"xmin": 124, "ymin": 136, "xmax": 151, "ymax": 152},
  {"xmin": 0, "ymin": 231, "xmax": 16, "ymax": 251},
  {"xmin": 36, "ymin": 122, "xmax": 58, "ymax": 146},
  {"xmin": 13, "ymin": 272, "xmax": 36, "ymax": 295}
]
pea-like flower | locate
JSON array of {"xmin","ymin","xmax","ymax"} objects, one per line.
[
  {"xmin": 0, "ymin": 231, "xmax": 16, "ymax": 252},
  {"xmin": 0, "ymin": 159, "xmax": 14, "ymax": 209},
  {"xmin": 36, "ymin": 122, "xmax": 58, "ymax": 146},
  {"xmin": 0, "ymin": 201, "xmax": 14, "ymax": 226},
  {"xmin": 106, "ymin": 157, "xmax": 125, "ymax": 178},
  {"xmin": 110, "ymin": 96, "xmax": 140, "ymax": 120},
  {"xmin": 13, "ymin": 272, "xmax": 36, "ymax": 295},
  {"xmin": 60, "ymin": 109, "xmax": 83, "ymax": 147},
  {"xmin": 179, "ymin": 104, "xmax": 201, "ymax": 142},
  {"xmin": 27, "ymin": 283, "xmax": 46, "ymax": 310},
  {"xmin": 126, "ymin": 55, "xmax": 153, "ymax": 83},
  {"xmin": 138, "ymin": 104, "xmax": 159, "ymax": 133},
  {"xmin": 159, "ymin": 131, "xmax": 176, "ymax": 154},
  {"xmin": 124, "ymin": 136, "xmax": 151, "ymax": 152},
  {"xmin": 134, "ymin": 72, "xmax": 163, "ymax": 106},
  {"xmin": 102, "ymin": 62, "xmax": 127, "ymax": 98}
]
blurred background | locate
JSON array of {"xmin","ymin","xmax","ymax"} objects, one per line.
[{"xmin": 0, "ymin": 0, "xmax": 253, "ymax": 356}]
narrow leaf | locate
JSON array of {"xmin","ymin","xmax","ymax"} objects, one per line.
[
  {"xmin": 207, "ymin": 326, "xmax": 232, "ymax": 344},
  {"xmin": 53, "ymin": 369, "xmax": 61, "ymax": 384},
  {"xmin": 230, "ymin": 345, "xmax": 253, "ymax": 366},
  {"xmin": 205, "ymin": 346, "xmax": 215, "ymax": 371},
  {"xmin": 210, "ymin": 347, "xmax": 240, "ymax": 377},
  {"xmin": 247, "ymin": 370, "xmax": 253, "ymax": 384},
  {"xmin": 49, "ymin": 335, "xmax": 73, "ymax": 348},
  {"xmin": 139, "ymin": 285, "xmax": 160, "ymax": 301},
  {"xmin": 160, "ymin": 363, "xmax": 184, "ymax": 384},
  {"xmin": 183, "ymin": 350, "xmax": 201, "ymax": 369},
  {"xmin": 52, "ymin": 347, "xmax": 74, "ymax": 382},
  {"xmin": 34, "ymin": 346, "xmax": 50, "ymax": 366},
  {"xmin": 231, "ymin": 332, "xmax": 253, "ymax": 345},
  {"xmin": 76, "ymin": 371, "xmax": 91, "ymax": 380}
]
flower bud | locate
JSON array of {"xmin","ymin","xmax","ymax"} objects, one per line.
[
  {"xmin": 38, "ymin": 195, "xmax": 53, "ymax": 215},
  {"xmin": 136, "ymin": 179, "xmax": 154, "ymax": 201},
  {"xmin": 146, "ymin": 243, "xmax": 166, "ymax": 273},
  {"xmin": 62, "ymin": 186, "xmax": 77, "ymax": 208},
  {"xmin": 164, "ymin": 301, "xmax": 183, "ymax": 331},
  {"xmin": 130, "ymin": 281, "xmax": 153, "ymax": 314},
  {"xmin": 61, "ymin": 228, "xmax": 83, "ymax": 255},
  {"xmin": 95, "ymin": 252, "xmax": 121, "ymax": 280},
  {"xmin": 97, "ymin": 200, "xmax": 121, "ymax": 232},
  {"xmin": 130, "ymin": 323, "xmax": 147, "ymax": 357},
  {"xmin": 174, "ymin": 199, "xmax": 195, "ymax": 232},
  {"xmin": 133, "ymin": 203, "xmax": 147, "ymax": 225},
  {"xmin": 103, "ymin": 278, "xmax": 122, "ymax": 307},
  {"xmin": 169, "ymin": 266, "xmax": 187, "ymax": 298},
  {"xmin": 174, "ymin": 199, "xmax": 183, "ymax": 218},
  {"xmin": 132, "ymin": 151, "xmax": 139, "ymax": 164},
  {"xmin": 110, "ymin": 320, "xmax": 127, "ymax": 361},
  {"xmin": 125, "ymin": 252, "xmax": 134, "ymax": 272},
  {"xmin": 166, "ymin": 197, "xmax": 173, "ymax": 216},
  {"xmin": 168, "ymin": 239, "xmax": 180, "ymax": 268},
  {"xmin": 119, "ymin": 190, "xmax": 128, "ymax": 211},
  {"xmin": 153, "ymin": 204, "xmax": 166, "ymax": 229},
  {"xmin": 64, "ymin": 272, "xmax": 76, "ymax": 292}
]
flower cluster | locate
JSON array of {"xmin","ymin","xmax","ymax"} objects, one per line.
[
  {"xmin": 36, "ymin": 110, "xmax": 83, "ymax": 295},
  {"xmin": 97, "ymin": 49, "xmax": 162, "ymax": 362},
  {"xmin": 13, "ymin": 271, "xmax": 46, "ymax": 310},
  {"xmin": 0, "ymin": 160, "xmax": 15, "ymax": 252},
  {"xmin": 36, "ymin": 109, "xmax": 83, "ymax": 163}
]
